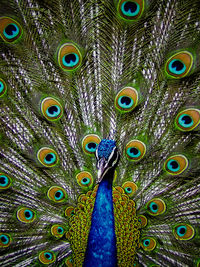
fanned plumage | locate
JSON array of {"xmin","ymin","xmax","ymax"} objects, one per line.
[{"xmin": 0, "ymin": 0, "xmax": 200, "ymax": 266}]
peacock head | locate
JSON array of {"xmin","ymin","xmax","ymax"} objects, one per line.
[{"xmin": 96, "ymin": 139, "xmax": 120, "ymax": 183}]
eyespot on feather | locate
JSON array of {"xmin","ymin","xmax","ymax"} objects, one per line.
[
  {"xmin": 122, "ymin": 181, "xmax": 138, "ymax": 197},
  {"xmin": 65, "ymin": 256, "xmax": 73, "ymax": 267},
  {"xmin": 51, "ymin": 224, "xmax": 65, "ymax": 238},
  {"xmin": 141, "ymin": 237, "xmax": 156, "ymax": 251},
  {"xmin": 0, "ymin": 173, "xmax": 12, "ymax": 190},
  {"xmin": 41, "ymin": 97, "xmax": 63, "ymax": 121},
  {"xmin": 82, "ymin": 134, "xmax": 101, "ymax": 156},
  {"xmin": 0, "ymin": 79, "xmax": 7, "ymax": 97},
  {"xmin": 47, "ymin": 186, "xmax": 67, "ymax": 203},
  {"xmin": 173, "ymin": 223, "xmax": 195, "ymax": 240},
  {"xmin": 17, "ymin": 207, "xmax": 36, "ymax": 223},
  {"xmin": 37, "ymin": 147, "xmax": 59, "ymax": 167},
  {"xmin": 164, "ymin": 154, "xmax": 188, "ymax": 175},
  {"xmin": 138, "ymin": 215, "xmax": 147, "ymax": 228},
  {"xmin": 58, "ymin": 43, "xmax": 82, "ymax": 71},
  {"xmin": 39, "ymin": 250, "xmax": 56, "ymax": 264},
  {"xmin": 165, "ymin": 51, "xmax": 193, "ymax": 79},
  {"xmin": 175, "ymin": 108, "xmax": 200, "ymax": 131},
  {"xmin": 125, "ymin": 140, "xmax": 146, "ymax": 161},
  {"xmin": 117, "ymin": 0, "xmax": 145, "ymax": 20},
  {"xmin": 0, "ymin": 17, "xmax": 23, "ymax": 42},
  {"xmin": 0, "ymin": 233, "xmax": 12, "ymax": 247},
  {"xmin": 115, "ymin": 87, "xmax": 138, "ymax": 113},
  {"xmin": 146, "ymin": 198, "xmax": 166, "ymax": 216},
  {"xmin": 76, "ymin": 171, "xmax": 93, "ymax": 188},
  {"xmin": 65, "ymin": 207, "xmax": 75, "ymax": 217}
]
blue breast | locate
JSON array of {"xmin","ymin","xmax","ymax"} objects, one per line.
[{"xmin": 83, "ymin": 179, "xmax": 117, "ymax": 267}]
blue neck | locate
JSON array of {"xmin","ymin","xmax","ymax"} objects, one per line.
[{"xmin": 83, "ymin": 178, "xmax": 117, "ymax": 267}]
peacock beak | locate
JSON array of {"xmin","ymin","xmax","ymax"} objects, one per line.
[{"xmin": 97, "ymin": 157, "xmax": 107, "ymax": 183}]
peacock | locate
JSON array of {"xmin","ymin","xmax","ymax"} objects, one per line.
[{"xmin": 0, "ymin": 0, "xmax": 200, "ymax": 266}]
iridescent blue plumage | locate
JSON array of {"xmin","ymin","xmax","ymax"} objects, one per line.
[
  {"xmin": 97, "ymin": 139, "xmax": 116, "ymax": 160},
  {"xmin": 84, "ymin": 140, "xmax": 118, "ymax": 267},
  {"xmin": 83, "ymin": 179, "xmax": 117, "ymax": 267}
]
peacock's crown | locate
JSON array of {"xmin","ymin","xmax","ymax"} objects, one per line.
[{"xmin": 96, "ymin": 139, "xmax": 116, "ymax": 160}]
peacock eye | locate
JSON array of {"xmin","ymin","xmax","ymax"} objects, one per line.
[
  {"xmin": 41, "ymin": 97, "xmax": 63, "ymax": 121},
  {"xmin": 122, "ymin": 181, "xmax": 138, "ymax": 197},
  {"xmin": 164, "ymin": 154, "xmax": 188, "ymax": 175},
  {"xmin": 146, "ymin": 198, "xmax": 166, "ymax": 216},
  {"xmin": 58, "ymin": 43, "xmax": 82, "ymax": 71},
  {"xmin": 17, "ymin": 207, "xmax": 36, "ymax": 223},
  {"xmin": 175, "ymin": 108, "xmax": 200, "ymax": 131},
  {"xmin": 0, "ymin": 233, "xmax": 12, "ymax": 247},
  {"xmin": 47, "ymin": 186, "xmax": 67, "ymax": 203},
  {"xmin": 138, "ymin": 215, "xmax": 147, "ymax": 228},
  {"xmin": 37, "ymin": 147, "xmax": 58, "ymax": 167},
  {"xmin": 51, "ymin": 224, "xmax": 65, "ymax": 238},
  {"xmin": 125, "ymin": 140, "xmax": 146, "ymax": 161},
  {"xmin": 65, "ymin": 206, "xmax": 75, "ymax": 217},
  {"xmin": 81, "ymin": 177, "xmax": 90, "ymax": 185},
  {"xmin": 86, "ymin": 143, "xmax": 97, "ymax": 152},
  {"xmin": 0, "ymin": 17, "xmax": 22, "ymax": 42},
  {"xmin": 115, "ymin": 87, "xmax": 138, "ymax": 113},
  {"xmin": 76, "ymin": 171, "xmax": 93, "ymax": 188},
  {"xmin": 39, "ymin": 250, "xmax": 56, "ymax": 264},
  {"xmin": 0, "ymin": 173, "xmax": 12, "ymax": 190},
  {"xmin": 0, "ymin": 79, "xmax": 7, "ymax": 97},
  {"xmin": 82, "ymin": 134, "xmax": 101, "ymax": 156},
  {"xmin": 167, "ymin": 159, "xmax": 180, "ymax": 172},
  {"xmin": 141, "ymin": 237, "xmax": 156, "ymax": 251},
  {"xmin": 173, "ymin": 224, "xmax": 195, "ymax": 241},
  {"xmin": 165, "ymin": 51, "xmax": 193, "ymax": 78},
  {"xmin": 65, "ymin": 256, "xmax": 73, "ymax": 266},
  {"xmin": 117, "ymin": 0, "xmax": 144, "ymax": 20},
  {"xmin": 57, "ymin": 226, "xmax": 64, "ymax": 234}
]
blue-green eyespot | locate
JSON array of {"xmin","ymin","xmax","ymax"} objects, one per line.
[
  {"xmin": 76, "ymin": 171, "xmax": 93, "ymax": 188},
  {"xmin": 82, "ymin": 134, "xmax": 101, "ymax": 156},
  {"xmin": 47, "ymin": 186, "xmax": 67, "ymax": 203},
  {"xmin": 115, "ymin": 87, "xmax": 138, "ymax": 113},
  {"xmin": 165, "ymin": 51, "xmax": 193, "ymax": 78},
  {"xmin": 0, "ymin": 17, "xmax": 22, "ymax": 42},
  {"xmin": 41, "ymin": 97, "xmax": 63, "ymax": 121},
  {"xmin": 117, "ymin": 0, "xmax": 145, "ymax": 20},
  {"xmin": 51, "ymin": 224, "xmax": 65, "ymax": 238},
  {"xmin": 0, "ymin": 79, "xmax": 7, "ymax": 97},
  {"xmin": 146, "ymin": 198, "xmax": 166, "ymax": 216},
  {"xmin": 0, "ymin": 173, "xmax": 12, "ymax": 189},
  {"xmin": 164, "ymin": 154, "xmax": 188, "ymax": 175},
  {"xmin": 39, "ymin": 250, "xmax": 56, "ymax": 264},
  {"xmin": 125, "ymin": 140, "xmax": 146, "ymax": 161},
  {"xmin": 141, "ymin": 237, "xmax": 156, "ymax": 251},
  {"xmin": 0, "ymin": 233, "xmax": 12, "ymax": 247},
  {"xmin": 17, "ymin": 207, "xmax": 36, "ymax": 223},
  {"xmin": 58, "ymin": 43, "xmax": 82, "ymax": 71},
  {"xmin": 122, "ymin": 181, "xmax": 138, "ymax": 197},
  {"xmin": 37, "ymin": 147, "xmax": 59, "ymax": 167},
  {"xmin": 175, "ymin": 109, "xmax": 200, "ymax": 131},
  {"xmin": 173, "ymin": 224, "xmax": 195, "ymax": 240}
]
